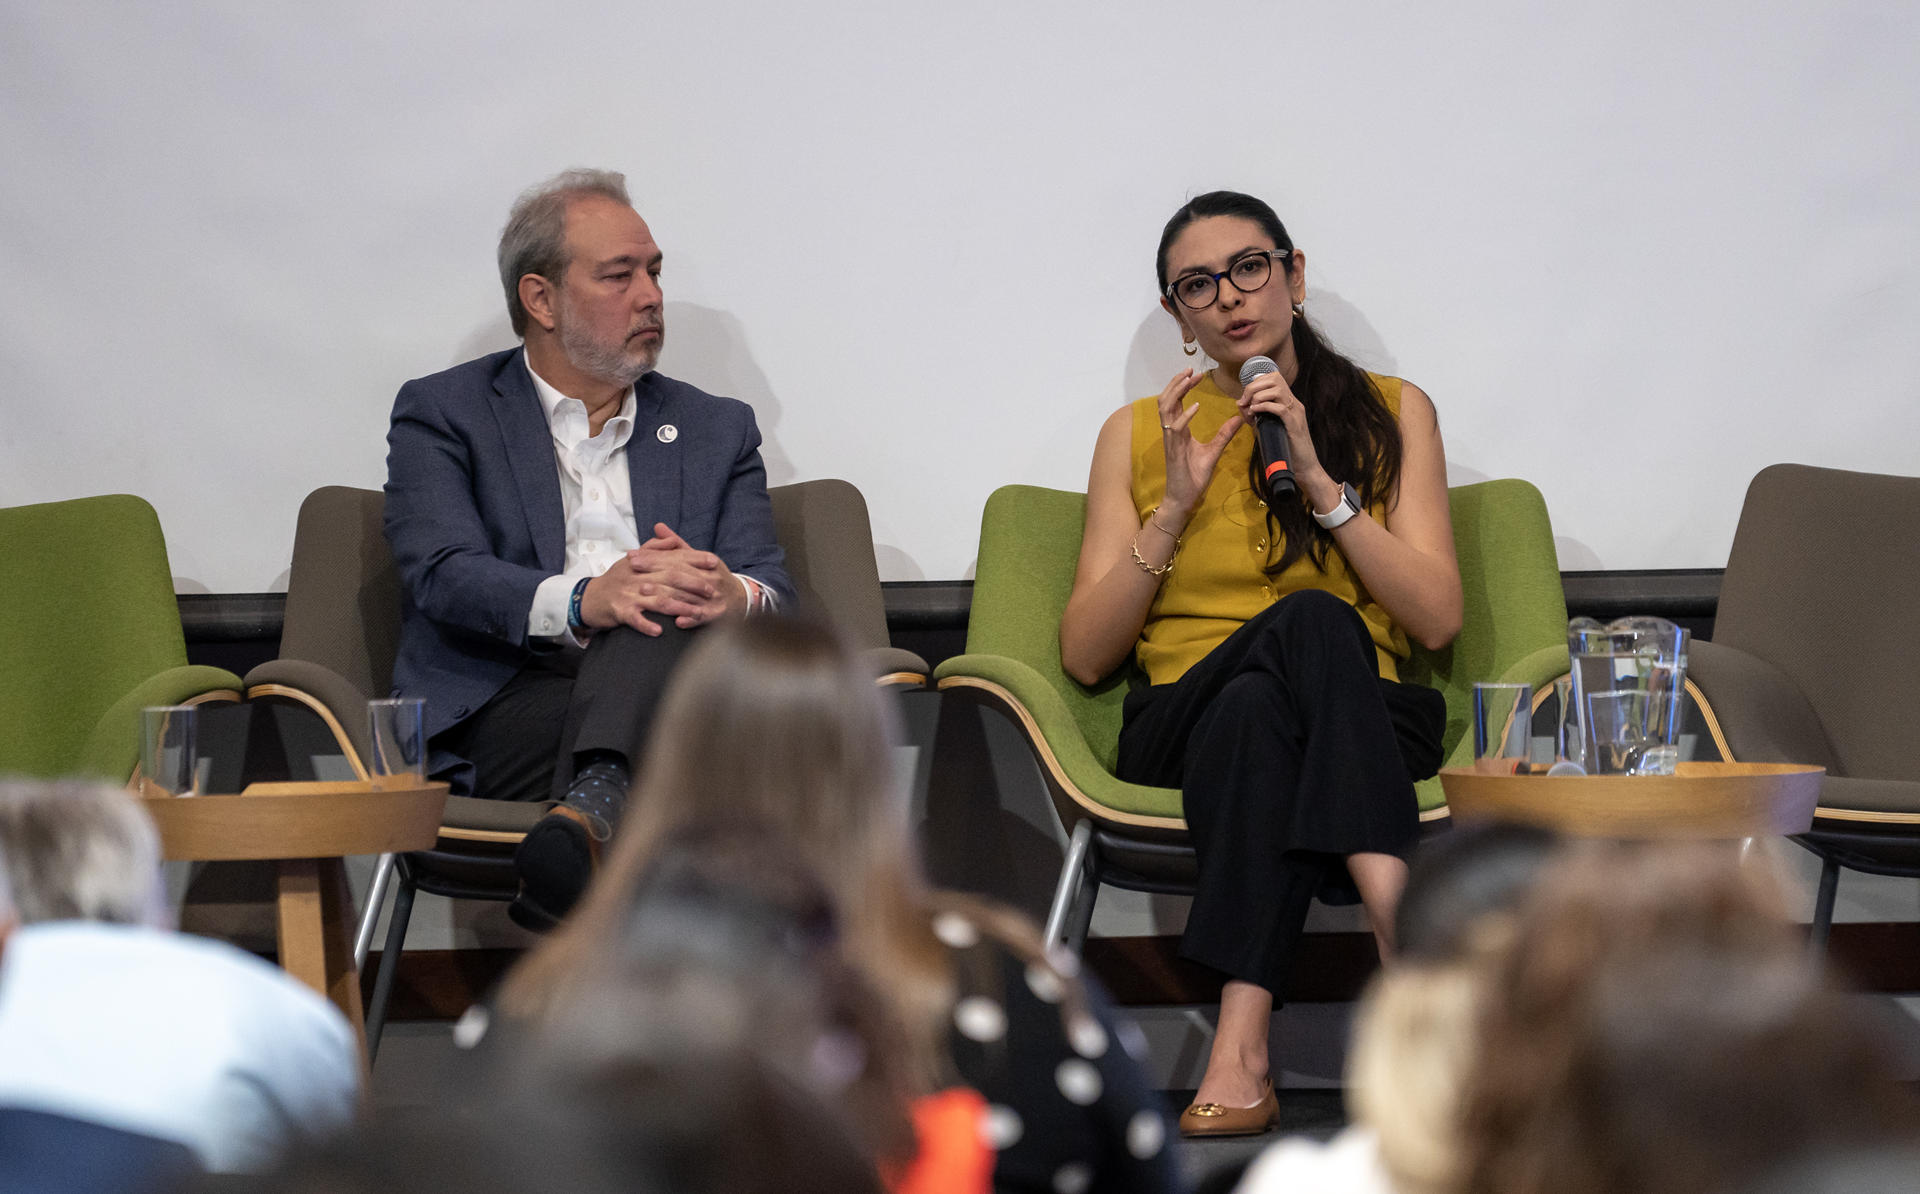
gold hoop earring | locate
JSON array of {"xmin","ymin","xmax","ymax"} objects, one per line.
[
  {"xmin": 1292, "ymin": 303, "xmax": 1304, "ymax": 317},
  {"xmin": 1182, "ymin": 340, "xmax": 1199, "ymax": 357}
]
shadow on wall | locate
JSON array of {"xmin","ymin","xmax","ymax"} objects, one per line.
[
  {"xmin": 874, "ymin": 545, "xmax": 928, "ymax": 583},
  {"xmin": 1553, "ymin": 537, "xmax": 1601, "ymax": 570},
  {"xmin": 1307, "ymin": 289, "xmax": 1398, "ymax": 378},
  {"xmin": 661, "ymin": 303, "xmax": 793, "ymax": 486},
  {"xmin": 1446, "ymin": 460, "xmax": 1600, "ymax": 570},
  {"xmin": 659, "ymin": 302, "xmax": 940, "ymax": 578},
  {"xmin": 451, "ymin": 316, "xmax": 517, "ymax": 370},
  {"xmin": 1122, "ymin": 287, "xmax": 1400, "ymax": 403},
  {"xmin": 1122, "ymin": 302, "xmax": 1190, "ymax": 400}
]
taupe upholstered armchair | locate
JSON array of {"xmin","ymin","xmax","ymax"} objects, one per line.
[
  {"xmin": 1687, "ymin": 464, "xmax": 1920, "ymax": 947},
  {"xmin": 248, "ymin": 480, "xmax": 924, "ymax": 1056}
]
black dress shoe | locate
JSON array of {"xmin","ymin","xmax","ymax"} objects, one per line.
[{"xmin": 509, "ymin": 806, "xmax": 597, "ymax": 932}]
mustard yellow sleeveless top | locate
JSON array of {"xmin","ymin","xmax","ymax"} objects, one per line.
[{"xmin": 1129, "ymin": 372, "xmax": 1408, "ymax": 685}]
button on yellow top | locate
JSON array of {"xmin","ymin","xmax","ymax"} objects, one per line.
[{"xmin": 1128, "ymin": 372, "xmax": 1409, "ymax": 686}]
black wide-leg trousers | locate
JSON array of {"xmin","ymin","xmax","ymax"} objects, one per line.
[
  {"xmin": 432, "ymin": 623, "xmax": 699, "ymax": 803},
  {"xmin": 1115, "ymin": 590, "xmax": 1445, "ymax": 994}
]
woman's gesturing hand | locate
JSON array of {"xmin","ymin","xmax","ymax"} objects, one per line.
[
  {"xmin": 1237, "ymin": 370, "xmax": 1324, "ymax": 486},
  {"xmin": 1159, "ymin": 368, "xmax": 1245, "ymax": 522}
]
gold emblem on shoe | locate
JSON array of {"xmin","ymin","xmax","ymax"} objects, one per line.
[{"xmin": 1178, "ymin": 1079, "xmax": 1280, "ymax": 1137}]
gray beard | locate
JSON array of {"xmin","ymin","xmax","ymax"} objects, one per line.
[{"xmin": 558, "ymin": 315, "xmax": 658, "ymax": 389}]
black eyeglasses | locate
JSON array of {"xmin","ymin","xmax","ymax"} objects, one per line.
[{"xmin": 1164, "ymin": 250, "xmax": 1290, "ymax": 310}]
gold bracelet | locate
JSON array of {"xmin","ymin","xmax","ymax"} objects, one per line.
[
  {"xmin": 1131, "ymin": 508, "xmax": 1181, "ymax": 576},
  {"xmin": 1131, "ymin": 538, "xmax": 1174, "ymax": 576},
  {"xmin": 1140, "ymin": 509, "xmax": 1180, "ymax": 540}
]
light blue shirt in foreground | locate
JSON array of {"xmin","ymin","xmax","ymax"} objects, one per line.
[{"xmin": 0, "ymin": 921, "xmax": 359, "ymax": 1172}]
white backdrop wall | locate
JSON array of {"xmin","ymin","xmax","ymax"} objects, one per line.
[{"xmin": 4, "ymin": 1, "xmax": 1916, "ymax": 591}]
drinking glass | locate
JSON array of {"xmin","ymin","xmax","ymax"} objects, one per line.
[
  {"xmin": 1640, "ymin": 637, "xmax": 1689, "ymax": 775},
  {"xmin": 1568, "ymin": 616, "xmax": 1688, "ymax": 776},
  {"xmin": 1549, "ymin": 674, "xmax": 1587, "ymax": 774},
  {"xmin": 1585, "ymin": 689, "xmax": 1651, "ymax": 775},
  {"xmin": 140, "ymin": 705, "xmax": 199, "ymax": 797},
  {"xmin": 1472, "ymin": 682, "xmax": 1533, "ymax": 773},
  {"xmin": 367, "ymin": 698, "xmax": 426, "ymax": 788}
]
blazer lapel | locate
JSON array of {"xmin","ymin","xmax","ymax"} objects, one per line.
[
  {"xmin": 489, "ymin": 349, "xmax": 567, "ymax": 573},
  {"xmin": 626, "ymin": 373, "xmax": 683, "ymax": 532}
]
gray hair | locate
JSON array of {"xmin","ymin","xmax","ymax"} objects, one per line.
[
  {"xmin": 498, "ymin": 168, "xmax": 633, "ymax": 337},
  {"xmin": 0, "ymin": 780, "xmax": 165, "ymax": 927}
]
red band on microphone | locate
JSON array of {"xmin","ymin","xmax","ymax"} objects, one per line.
[{"xmin": 1263, "ymin": 460, "xmax": 1291, "ymax": 480}]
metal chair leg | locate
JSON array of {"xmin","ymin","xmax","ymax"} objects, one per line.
[
  {"xmin": 1064, "ymin": 842, "xmax": 1101, "ymax": 957},
  {"xmin": 364, "ymin": 868, "xmax": 416, "ymax": 1062},
  {"xmin": 353, "ymin": 853, "xmax": 397, "ymax": 972},
  {"xmin": 1808, "ymin": 855, "xmax": 1841, "ymax": 957},
  {"xmin": 1044, "ymin": 820, "xmax": 1094, "ymax": 953}
]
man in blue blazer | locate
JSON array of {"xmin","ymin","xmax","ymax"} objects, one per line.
[{"xmin": 384, "ymin": 169, "xmax": 793, "ymax": 928}]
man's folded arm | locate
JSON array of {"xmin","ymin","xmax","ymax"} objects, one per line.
[
  {"xmin": 384, "ymin": 382, "xmax": 554, "ymax": 647},
  {"xmin": 712, "ymin": 407, "xmax": 796, "ymax": 612}
]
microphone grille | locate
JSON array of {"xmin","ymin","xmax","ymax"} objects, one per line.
[{"xmin": 1238, "ymin": 356, "xmax": 1278, "ymax": 385}]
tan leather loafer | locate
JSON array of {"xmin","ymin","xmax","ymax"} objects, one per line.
[{"xmin": 1178, "ymin": 1079, "xmax": 1279, "ymax": 1138}]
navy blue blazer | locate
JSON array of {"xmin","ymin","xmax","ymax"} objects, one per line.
[{"xmin": 383, "ymin": 347, "xmax": 794, "ymax": 790}]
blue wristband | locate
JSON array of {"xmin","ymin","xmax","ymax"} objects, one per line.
[{"xmin": 567, "ymin": 577, "xmax": 591, "ymax": 634}]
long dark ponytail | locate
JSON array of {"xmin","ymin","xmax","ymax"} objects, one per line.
[{"xmin": 1155, "ymin": 191, "xmax": 1404, "ymax": 576}]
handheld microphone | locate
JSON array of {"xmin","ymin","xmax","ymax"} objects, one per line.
[{"xmin": 1237, "ymin": 356, "xmax": 1296, "ymax": 500}]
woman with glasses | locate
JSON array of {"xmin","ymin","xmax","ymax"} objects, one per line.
[{"xmin": 1060, "ymin": 191, "xmax": 1464, "ymax": 1137}]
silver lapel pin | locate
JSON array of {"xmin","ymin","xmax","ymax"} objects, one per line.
[{"xmin": 656, "ymin": 424, "xmax": 679, "ymax": 444}]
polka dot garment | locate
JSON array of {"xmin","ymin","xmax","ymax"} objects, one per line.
[{"xmin": 936, "ymin": 908, "xmax": 1179, "ymax": 1194}]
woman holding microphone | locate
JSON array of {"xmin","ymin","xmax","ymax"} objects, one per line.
[{"xmin": 1059, "ymin": 190, "xmax": 1463, "ymax": 1136}]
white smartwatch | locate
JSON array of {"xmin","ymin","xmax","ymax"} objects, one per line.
[{"xmin": 1312, "ymin": 481, "xmax": 1363, "ymax": 530}]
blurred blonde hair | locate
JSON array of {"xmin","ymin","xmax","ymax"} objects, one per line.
[{"xmin": 1348, "ymin": 918, "xmax": 1517, "ymax": 1194}]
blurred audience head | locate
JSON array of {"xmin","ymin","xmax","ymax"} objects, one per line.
[
  {"xmin": 0, "ymin": 780, "xmax": 166, "ymax": 927},
  {"xmin": 518, "ymin": 820, "xmax": 915, "ymax": 1165},
  {"xmin": 502, "ymin": 617, "xmax": 936, "ymax": 1033},
  {"xmin": 622, "ymin": 614, "xmax": 911, "ymax": 883},
  {"xmin": 211, "ymin": 1048, "xmax": 885, "ymax": 1194},
  {"xmin": 1457, "ymin": 841, "xmax": 1920, "ymax": 1194},
  {"xmin": 1343, "ymin": 823, "xmax": 1562, "ymax": 1194},
  {"xmin": 1395, "ymin": 822, "xmax": 1561, "ymax": 965}
]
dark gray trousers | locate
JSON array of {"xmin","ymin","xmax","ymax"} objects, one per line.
[{"xmin": 432, "ymin": 623, "xmax": 699, "ymax": 803}]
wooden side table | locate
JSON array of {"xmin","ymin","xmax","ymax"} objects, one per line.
[
  {"xmin": 140, "ymin": 780, "xmax": 448, "ymax": 1049},
  {"xmin": 1437, "ymin": 761, "xmax": 1824, "ymax": 839}
]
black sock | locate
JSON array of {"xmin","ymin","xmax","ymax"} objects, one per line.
[{"xmin": 561, "ymin": 752, "xmax": 629, "ymax": 841}]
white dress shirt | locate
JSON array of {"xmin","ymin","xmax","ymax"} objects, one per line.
[
  {"xmin": 524, "ymin": 360, "xmax": 769, "ymax": 643},
  {"xmin": 0, "ymin": 921, "xmax": 359, "ymax": 1173}
]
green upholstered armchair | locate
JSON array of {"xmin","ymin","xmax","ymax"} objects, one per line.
[
  {"xmin": 0, "ymin": 495, "xmax": 243, "ymax": 782},
  {"xmin": 933, "ymin": 479, "xmax": 1568, "ymax": 953},
  {"xmin": 1684, "ymin": 464, "xmax": 1920, "ymax": 949}
]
